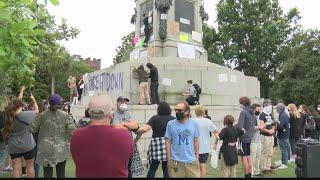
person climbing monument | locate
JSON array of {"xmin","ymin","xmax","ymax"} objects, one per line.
[{"xmin": 143, "ymin": 12, "xmax": 152, "ymax": 48}]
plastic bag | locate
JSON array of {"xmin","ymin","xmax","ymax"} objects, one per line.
[{"xmin": 210, "ymin": 149, "xmax": 218, "ymax": 169}]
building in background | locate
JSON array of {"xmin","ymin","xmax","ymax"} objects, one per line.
[{"xmin": 73, "ymin": 55, "xmax": 101, "ymax": 71}]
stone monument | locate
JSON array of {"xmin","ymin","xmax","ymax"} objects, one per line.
[{"xmin": 72, "ymin": 0, "xmax": 261, "ymax": 166}]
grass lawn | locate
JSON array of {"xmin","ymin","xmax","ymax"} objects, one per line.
[{"xmin": 0, "ymin": 147, "xmax": 296, "ymax": 178}]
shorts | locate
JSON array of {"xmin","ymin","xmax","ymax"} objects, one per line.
[
  {"xmin": 238, "ymin": 142, "xmax": 251, "ymax": 156},
  {"xmin": 10, "ymin": 148, "xmax": 35, "ymax": 160},
  {"xmin": 199, "ymin": 153, "xmax": 209, "ymax": 164},
  {"xmin": 70, "ymin": 87, "xmax": 77, "ymax": 96}
]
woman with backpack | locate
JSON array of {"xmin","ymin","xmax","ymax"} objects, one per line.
[
  {"xmin": 2, "ymin": 96, "xmax": 39, "ymax": 178},
  {"xmin": 299, "ymin": 105, "xmax": 315, "ymax": 139}
]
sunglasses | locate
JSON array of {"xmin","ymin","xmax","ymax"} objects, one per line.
[{"xmin": 174, "ymin": 109, "xmax": 185, "ymax": 113}]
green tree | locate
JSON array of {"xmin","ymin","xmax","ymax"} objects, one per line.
[
  {"xmin": 215, "ymin": 0, "xmax": 300, "ymax": 98},
  {"xmin": 271, "ymin": 30, "xmax": 320, "ymax": 105},
  {"xmin": 202, "ymin": 23, "xmax": 224, "ymax": 65},
  {"xmin": 113, "ymin": 32, "xmax": 135, "ymax": 64}
]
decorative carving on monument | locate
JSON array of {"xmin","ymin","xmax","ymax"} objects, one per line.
[{"xmin": 155, "ymin": 0, "xmax": 173, "ymax": 40}]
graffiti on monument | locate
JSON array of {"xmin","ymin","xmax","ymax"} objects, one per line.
[{"xmin": 88, "ymin": 72, "xmax": 124, "ymax": 92}]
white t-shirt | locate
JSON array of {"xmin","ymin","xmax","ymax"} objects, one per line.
[{"xmin": 195, "ymin": 117, "xmax": 217, "ymax": 154}]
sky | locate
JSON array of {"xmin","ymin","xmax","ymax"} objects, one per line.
[{"xmin": 47, "ymin": 0, "xmax": 320, "ymax": 69}]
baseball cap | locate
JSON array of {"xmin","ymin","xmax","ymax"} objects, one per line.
[
  {"xmin": 88, "ymin": 95, "xmax": 113, "ymax": 120},
  {"xmin": 117, "ymin": 96, "xmax": 130, "ymax": 103},
  {"xmin": 262, "ymin": 99, "xmax": 272, "ymax": 107}
]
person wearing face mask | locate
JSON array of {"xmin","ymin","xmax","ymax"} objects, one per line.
[
  {"xmin": 30, "ymin": 94, "xmax": 76, "ymax": 178},
  {"xmin": 70, "ymin": 95, "xmax": 134, "ymax": 178},
  {"xmin": 259, "ymin": 99, "xmax": 277, "ymax": 175},
  {"xmin": 250, "ymin": 103, "xmax": 264, "ymax": 177},
  {"xmin": 165, "ymin": 102, "xmax": 200, "ymax": 178},
  {"xmin": 275, "ymin": 103, "xmax": 291, "ymax": 169},
  {"xmin": 111, "ymin": 96, "xmax": 141, "ymax": 178},
  {"xmin": 236, "ymin": 97, "xmax": 255, "ymax": 179}
]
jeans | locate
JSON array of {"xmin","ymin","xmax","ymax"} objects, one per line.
[
  {"xmin": 34, "ymin": 163, "xmax": 40, "ymax": 178},
  {"xmin": 43, "ymin": 160, "xmax": 66, "ymax": 178},
  {"xmin": 278, "ymin": 138, "xmax": 291, "ymax": 165},
  {"xmin": 0, "ymin": 143, "xmax": 7, "ymax": 174},
  {"xmin": 147, "ymin": 160, "xmax": 169, "ymax": 178},
  {"xmin": 150, "ymin": 82, "xmax": 159, "ymax": 104}
]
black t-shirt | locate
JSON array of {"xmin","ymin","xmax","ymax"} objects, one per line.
[
  {"xmin": 259, "ymin": 112, "xmax": 275, "ymax": 136},
  {"xmin": 219, "ymin": 126, "xmax": 244, "ymax": 146},
  {"xmin": 147, "ymin": 115, "xmax": 175, "ymax": 138}
]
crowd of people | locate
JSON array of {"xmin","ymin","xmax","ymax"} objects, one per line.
[{"xmin": 0, "ymin": 86, "xmax": 320, "ymax": 178}]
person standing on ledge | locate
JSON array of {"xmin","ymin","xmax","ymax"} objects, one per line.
[
  {"xmin": 146, "ymin": 63, "xmax": 159, "ymax": 105},
  {"xmin": 132, "ymin": 65, "xmax": 151, "ymax": 105},
  {"xmin": 143, "ymin": 12, "xmax": 152, "ymax": 48}
]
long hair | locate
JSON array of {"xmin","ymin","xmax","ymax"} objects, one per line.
[
  {"xmin": 288, "ymin": 104, "xmax": 301, "ymax": 119},
  {"xmin": 300, "ymin": 104, "xmax": 311, "ymax": 115},
  {"xmin": 3, "ymin": 98, "xmax": 24, "ymax": 139}
]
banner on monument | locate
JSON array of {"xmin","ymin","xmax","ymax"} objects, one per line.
[
  {"xmin": 162, "ymin": 78, "xmax": 172, "ymax": 86},
  {"xmin": 167, "ymin": 21, "xmax": 180, "ymax": 34},
  {"xmin": 180, "ymin": 18, "xmax": 190, "ymax": 25},
  {"xmin": 195, "ymin": 46, "xmax": 206, "ymax": 54},
  {"xmin": 179, "ymin": 33, "xmax": 189, "ymax": 42},
  {"xmin": 192, "ymin": 31, "xmax": 203, "ymax": 42},
  {"xmin": 178, "ymin": 43, "xmax": 196, "ymax": 59},
  {"xmin": 161, "ymin": 14, "xmax": 167, "ymax": 20},
  {"xmin": 218, "ymin": 74, "xmax": 228, "ymax": 82}
]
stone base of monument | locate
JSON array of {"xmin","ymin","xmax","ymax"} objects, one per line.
[{"xmin": 81, "ymin": 57, "xmax": 260, "ymax": 106}]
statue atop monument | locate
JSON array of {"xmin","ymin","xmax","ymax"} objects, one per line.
[{"xmin": 130, "ymin": 0, "xmax": 208, "ymax": 61}]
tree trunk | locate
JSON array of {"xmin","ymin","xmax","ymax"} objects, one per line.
[{"xmin": 51, "ymin": 74, "xmax": 55, "ymax": 95}]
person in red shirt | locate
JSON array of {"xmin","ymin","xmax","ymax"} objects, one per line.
[{"xmin": 70, "ymin": 95, "xmax": 134, "ymax": 178}]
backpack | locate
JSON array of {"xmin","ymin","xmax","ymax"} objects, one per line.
[
  {"xmin": 192, "ymin": 83, "xmax": 202, "ymax": 96},
  {"xmin": 305, "ymin": 115, "xmax": 316, "ymax": 131}
]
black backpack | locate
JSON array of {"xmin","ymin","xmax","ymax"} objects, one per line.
[
  {"xmin": 192, "ymin": 84, "xmax": 202, "ymax": 95},
  {"xmin": 305, "ymin": 115, "xmax": 316, "ymax": 131}
]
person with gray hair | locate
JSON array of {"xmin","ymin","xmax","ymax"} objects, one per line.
[{"xmin": 275, "ymin": 103, "xmax": 291, "ymax": 169}]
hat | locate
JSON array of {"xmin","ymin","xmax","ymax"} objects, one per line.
[
  {"xmin": 49, "ymin": 94, "xmax": 62, "ymax": 106},
  {"xmin": 262, "ymin": 99, "xmax": 272, "ymax": 107},
  {"xmin": 117, "ymin": 96, "xmax": 129, "ymax": 103},
  {"xmin": 88, "ymin": 95, "xmax": 113, "ymax": 120},
  {"xmin": 275, "ymin": 103, "xmax": 285, "ymax": 112}
]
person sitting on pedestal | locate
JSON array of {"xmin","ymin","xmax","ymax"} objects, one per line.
[{"xmin": 183, "ymin": 80, "xmax": 199, "ymax": 106}]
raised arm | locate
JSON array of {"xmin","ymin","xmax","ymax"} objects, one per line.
[{"xmin": 18, "ymin": 86, "xmax": 25, "ymax": 100}]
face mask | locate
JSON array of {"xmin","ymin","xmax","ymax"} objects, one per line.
[
  {"xmin": 119, "ymin": 103, "xmax": 128, "ymax": 111},
  {"xmin": 298, "ymin": 108, "xmax": 302, "ymax": 113},
  {"xmin": 255, "ymin": 111, "xmax": 260, "ymax": 116},
  {"xmin": 176, "ymin": 112, "xmax": 185, "ymax": 121},
  {"xmin": 317, "ymin": 107, "xmax": 320, "ymax": 111},
  {"xmin": 240, "ymin": 105, "xmax": 244, "ymax": 109},
  {"xmin": 263, "ymin": 105, "xmax": 273, "ymax": 115}
]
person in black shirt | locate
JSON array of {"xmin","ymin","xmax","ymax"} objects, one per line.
[
  {"xmin": 146, "ymin": 63, "xmax": 159, "ymax": 105},
  {"xmin": 143, "ymin": 13, "xmax": 152, "ymax": 48},
  {"xmin": 259, "ymin": 99, "xmax": 277, "ymax": 175},
  {"xmin": 219, "ymin": 115, "xmax": 244, "ymax": 178},
  {"xmin": 287, "ymin": 104, "xmax": 302, "ymax": 160},
  {"xmin": 136, "ymin": 102, "xmax": 175, "ymax": 178}
]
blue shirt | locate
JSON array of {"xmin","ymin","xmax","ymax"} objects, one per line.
[
  {"xmin": 195, "ymin": 117, "xmax": 217, "ymax": 154},
  {"xmin": 165, "ymin": 119, "xmax": 200, "ymax": 163}
]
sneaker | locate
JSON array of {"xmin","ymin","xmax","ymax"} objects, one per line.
[
  {"xmin": 275, "ymin": 160, "xmax": 282, "ymax": 165},
  {"xmin": 2, "ymin": 166, "xmax": 13, "ymax": 172},
  {"xmin": 278, "ymin": 164, "xmax": 288, "ymax": 169}
]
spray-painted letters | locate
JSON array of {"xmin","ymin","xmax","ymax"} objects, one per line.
[{"xmin": 88, "ymin": 72, "xmax": 124, "ymax": 92}]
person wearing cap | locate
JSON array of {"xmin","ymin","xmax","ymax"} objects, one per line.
[
  {"xmin": 112, "ymin": 96, "xmax": 140, "ymax": 177},
  {"xmin": 259, "ymin": 99, "xmax": 277, "ymax": 175},
  {"xmin": 30, "ymin": 94, "xmax": 76, "ymax": 178},
  {"xmin": 2, "ymin": 95, "xmax": 39, "ymax": 178},
  {"xmin": 275, "ymin": 103, "xmax": 290, "ymax": 169},
  {"xmin": 70, "ymin": 95, "xmax": 134, "ymax": 178}
]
